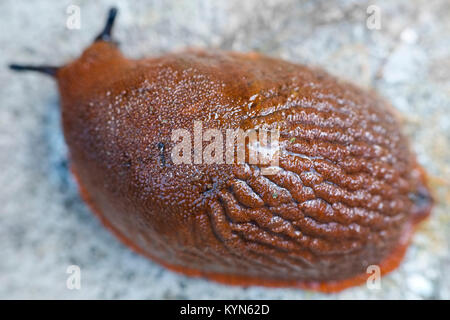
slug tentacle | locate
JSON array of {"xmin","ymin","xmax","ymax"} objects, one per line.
[
  {"xmin": 9, "ymin": 64, "xmax": 59, "ymax": 77},
  {"xmin": 95, "ymin": 7, "xmax": 118, "ymax": 43}
]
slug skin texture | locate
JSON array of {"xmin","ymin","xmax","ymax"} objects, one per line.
[{"xmin": 11, "ymin": 8, "xmax": 432, "ymax": 293}]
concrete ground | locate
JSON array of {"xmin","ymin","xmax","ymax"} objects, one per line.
[{"xmin": 0, "ymin": 0, "xmax": 449, "ymax": 299}]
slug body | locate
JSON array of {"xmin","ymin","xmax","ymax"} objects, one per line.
[{"xmin": 12, "ymin": 9, "xmax": 432, "ymax": 292}]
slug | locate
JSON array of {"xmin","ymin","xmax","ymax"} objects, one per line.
[{"xmin": 10, "ymin": 8, "xmax": 433, "ymax": 292}]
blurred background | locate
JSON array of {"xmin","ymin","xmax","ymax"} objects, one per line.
[{"xmin": 0, "ymin": 0, "xmax": 449, "ymax": 299}]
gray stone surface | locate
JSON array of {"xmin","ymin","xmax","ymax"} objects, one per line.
[{"xmin": 0, "ymin": 0, "xmax": 449, "ymax": 299}]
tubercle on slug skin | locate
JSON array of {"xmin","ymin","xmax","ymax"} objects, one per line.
[{"xmin": 10, "ymin": 7, "xmax": 433, "ymax": 293}]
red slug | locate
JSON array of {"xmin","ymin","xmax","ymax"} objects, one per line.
[{"xmin": 11, "ymin": 8, "xmax": 433, "ymax": 292}]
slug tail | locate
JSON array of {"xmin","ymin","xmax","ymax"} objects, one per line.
[{"xmin": 95, "ymin": 7, "xmax": 118, "ymax": 43}]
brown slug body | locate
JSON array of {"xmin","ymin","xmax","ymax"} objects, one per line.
[{"xmin": 11, "ymin": 8, "xmax": 433, "ymax": 292}]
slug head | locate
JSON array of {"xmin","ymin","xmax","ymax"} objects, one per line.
[
  {"xmin": 10, "ymin": 7, "xmax": 122, "ymax": 79},
  {"xmin": 10, "ymin": 7, "xmax": 133, "ymax": 114}
]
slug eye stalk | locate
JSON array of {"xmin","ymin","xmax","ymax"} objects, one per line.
[
  {"xmin": 9, "ymin": 64, "xmax": 59, "ymax": 77},
  {"xmin": 95, "ymin": 7, "xmax": 118, "ymax": 43}
]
